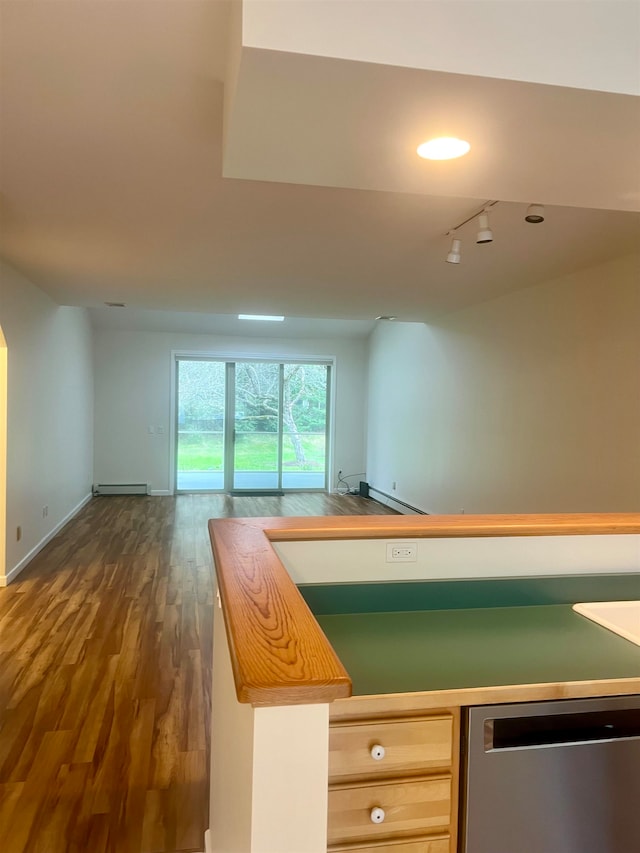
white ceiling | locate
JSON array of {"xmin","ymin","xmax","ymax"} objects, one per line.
[
  {"xmin": 225, "ymin": 49, "xmax": 640, "ymax": 211},
  {"xmin": 88, "ymin": 305, "xmax": 376, "ymax": 340},
  {"xmin": 1, "ymin": 1, "xmax": 639, "ymax": 336}
]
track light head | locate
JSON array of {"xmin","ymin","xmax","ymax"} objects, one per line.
[
  {"xmin": 446, "ymin": 235, "xmax": 462, "ymax": 264},
  {"xmin": 476, "ymin": 211, "xmax": 493, "ymax": 243},
  {"xmin": 525, "ymin": 204, "xmax": 545, "ymax": 223}
]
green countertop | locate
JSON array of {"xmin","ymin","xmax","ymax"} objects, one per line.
[{"xmin": 316, "ymin": 605, "xmax": 640, "ymax": 696}]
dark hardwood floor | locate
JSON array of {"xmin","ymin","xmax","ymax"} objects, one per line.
[{"xmin": 0, "ymin": 493, "xmax": 397, "ymax": 853}]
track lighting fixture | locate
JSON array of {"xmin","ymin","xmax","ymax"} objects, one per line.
[
  {"xmin": 525, "ymin": 204, "xmax": 545, "ymax": 223},
  {"xmin": 442, "ymin": 200, "xmax": 547, "ymax": 265},
  {"xmin": 446, "ymin": 234, "xmax": 462, "ymax": 264},
  {"xmin": 476, "ymin": 210, "xmax": 493, "ymax": 243},
  {"xmin": 444, "ymin": 201, "xmax": 498, "ymax": 263}
]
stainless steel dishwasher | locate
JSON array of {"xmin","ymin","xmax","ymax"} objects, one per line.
[{"xmin": 461, "ymin": 695, "xmax": 640, "ymax": 853}]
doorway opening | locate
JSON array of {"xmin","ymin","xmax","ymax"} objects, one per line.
[
  {"xmin": 175, "ymin": 357, "xmax": 331, "ymax": 493},
  {"xmin": 0, "ymin": 325, "xmax": 7, "ymax": 584}
]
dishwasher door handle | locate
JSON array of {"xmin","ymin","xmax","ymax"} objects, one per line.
[{"xmin": 484, "ymin": 707, "xmax": 640, "ymax": 751}]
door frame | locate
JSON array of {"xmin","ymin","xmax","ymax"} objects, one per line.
[{"xmin": 170, "ymin": 350, "xmax": 335, "ymax": 495}]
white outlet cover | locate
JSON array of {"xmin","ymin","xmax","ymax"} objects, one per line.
[{"xmin": 386, "ymin": 542, "xmax": 418, "ymax": 562}]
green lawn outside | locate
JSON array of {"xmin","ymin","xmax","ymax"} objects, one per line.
[{"xmin": 177, "ymin": 431, "xmax": 326, "ymax": 472}]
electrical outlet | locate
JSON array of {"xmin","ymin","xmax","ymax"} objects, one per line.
[
  {"xmin": 386, "ymin": 542, "xmax": 417, "ymax": 562},
  {"xmin": 42, "ymin": 505, "xmax": 48, "ymax": 518},
  {"xmin": 392, "ymin": 481, "xmax": 397, "ymax": 490},
  {"xmin": 16, "ymin": 525, "xmax": 22, "ymax": 541}
]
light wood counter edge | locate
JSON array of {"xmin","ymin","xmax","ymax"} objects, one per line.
[
  {"xmin": 260, "ymin": 512, "xmax": 640, "ymax": 539},
  {"xmin": 329, "ymin": 677, "xmax": 640, "ymax": 721},
  {"xmin": 208, "ymin": 513, "xmax": 640, "ymax": 708}
]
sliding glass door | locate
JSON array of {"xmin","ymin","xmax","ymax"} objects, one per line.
[
  {"xmin": 232, "ymin": 361, "xmax": 281, "ymax": 490},
  {"xmin": 281, "ymin": 363, "xmax": 328, "ymax": 489},
  {"xmin": 176, "ymin": 358, "xmax": 330, "ymax": 492},
  {"xmin": 176, "ymin": 359, "xmax": 226, "ymax": 491}
]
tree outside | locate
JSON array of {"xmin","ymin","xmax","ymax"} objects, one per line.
[{"xmin": 177, "ymin": 360, "xmax": 328, "ymax": 475}]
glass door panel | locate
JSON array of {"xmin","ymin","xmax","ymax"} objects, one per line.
[
  {"xmin": 176, "ymin": 357, "xmax": 330, "ymax": 493},
  {"xmin": 176, "ymin": 359, "xmax": 226, "ymax": 491},
  {"xmin": 233, "ymin": 362, "xmax": 281, "ymax": 490},
  {"xmin": 281, "ymin": 363, "xmax": 328, "ymax": 490}
]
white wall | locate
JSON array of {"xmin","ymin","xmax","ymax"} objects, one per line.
[
  {"xmin": 210, "ymin": 592, "xmax": 329, "ymax": 853},
  {"xmin": 366, "ymin": 253, "xmax": 640, "ymax": 514},
  {"xmin": 0, "ymin": 261, "xmax": 94, "ymax": 583},
  {"xmin": 276, "ymin": 535, "xmax": 640, "ymax": 584},
  {"xmin": 243, "ymin": 0, "xmax": 640, "ymax": 96},
  {"xmin": 93, "ymin": 328, "xmax": 368, "ymax": 494}
]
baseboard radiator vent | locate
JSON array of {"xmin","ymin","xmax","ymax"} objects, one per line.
[
  {"xmin": 93, "ymin": 483, "xmax": 149, "ymax": 496},
  {"xmin": 368, "ymin": 486, "xmax": 427, "ymax": 515}
]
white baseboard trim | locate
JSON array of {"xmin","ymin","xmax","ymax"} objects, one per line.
[
  {"xmin": 1, "ymin": 492, "xmax": 93, "ymax": 586},
  {"xmin": 204, "ymin": 829, "xmax": 212, "ymax": 853},
  {"xmin": 149, "ymin": 489, "xmax": 172, "ymax": 496}
]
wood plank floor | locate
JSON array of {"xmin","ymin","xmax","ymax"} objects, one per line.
[{"xmin": 0, "ymin": 493, "xmax": 397, "ymax": 853}]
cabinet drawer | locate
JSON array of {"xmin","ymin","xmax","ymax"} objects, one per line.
[
  {"xmin": 329, "ymin": 716, "xmax": 453, "ymax": 783},
  {"xmin": 327, "ymin": 775, "xmax": 451, "ymax": 846},
  {"xmin": 329, "ymin": 834, "xmax": 450, "ymax": 852}
]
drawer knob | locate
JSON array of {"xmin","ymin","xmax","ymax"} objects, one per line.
[
  {"xmin": 370, "ymin": 807, "xmax": 386, "ymax": 824},
  {"xmin": 370, "ymin": 744, "xmax": 386, "ymax": 760}
]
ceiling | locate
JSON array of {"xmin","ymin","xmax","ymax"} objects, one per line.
[{"xmin": 1, "ymin": 1, "xmax": 639, "ymax": 337}]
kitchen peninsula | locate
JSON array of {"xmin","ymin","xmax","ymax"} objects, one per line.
[{"xmin": 206, "ymin": 514, "xmax": 640, "ymax": 853}]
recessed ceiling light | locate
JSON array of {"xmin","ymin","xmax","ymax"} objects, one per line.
[
  {"xmin": 375, "ymin": 315, "xmax": 397, "ymax": 321},
  {"xmin": 238, "ymin": 314, "xmax": 285, "ymax": 322},
  {"xmin": 417, "ymin": 137, "xmax": 470, "ymax": 161}
]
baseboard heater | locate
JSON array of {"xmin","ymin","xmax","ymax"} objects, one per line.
[
  {"xmin": 93, "ymin": 483, "xmax": 149, "ymax": 496},
  {"xmin": 368, "ymin": 486, "xmax": 427, "ymax": 515}
]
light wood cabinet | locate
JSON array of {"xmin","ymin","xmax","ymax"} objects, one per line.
[
  {"xmin": 327, "ymin": 711, "xmax": 459, "ymax": 853},
  {"xmin": 328, "ymin": 775, "xmax": 451, "ymax": 845},
  {"xmin": 329, "ymin": 836, "xmax": 450, "ymax": 853},
  {"xmin": 329, "ymin": 716, "xmax": 454, "ymax": 783}
]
